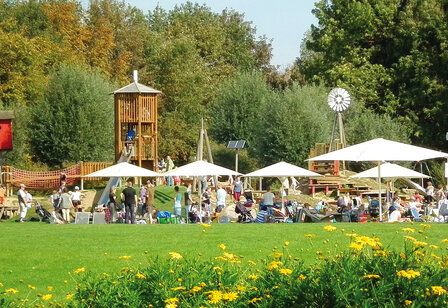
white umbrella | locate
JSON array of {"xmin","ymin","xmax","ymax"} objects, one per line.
[
  {"xmin": 244, "ymin": 161, "xmax": 321, "ymax": 212},
  {"xmin": 351, "ymin": 163, "xmax": 430, "ymax": 179},
  {"xmin": 308, "ymin": 138, "xmax": 448, "ymax": 221},
  {"xmin": 163, "ymin": 160, "xmax": 241, "ymax": 177},
  {"xmin": 244, "ymin": 161, "xmax": 321, "ymax": 177},
  {"xmin": 85, "ymin": 162, "xmax": 160, "ymax": 177}
]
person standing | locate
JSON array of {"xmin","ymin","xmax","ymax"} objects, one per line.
[
  {"xmin": 17, "ymin": 184, "xmax": 27, "ymax": 222},
  {"xmin": 108, "ymin": 186, "xmax": 118, "ymax": 223},
  {"xmin": 425, "ymin": 181, "xmax": 435, "ymax": 204},
  {"xmin": 282, "ymin": 177, "xmax": 290, "ymax": 196},
  {"xmin": 166, "ymin": 156, "xmax": 175, "ymax": 186},
  {"xmin": 173, "ymin": 186, "xmax": 182, "ymax": 222},
  {"xmin": 290, "ymin": 177, "xmax": 298, "ymax": 194},
  {"xmin": 145, "ymin": 180, "xmax": 155, "ymax": 223},
  {"xmin": 72, "ymin": 186, "xmax": 82, "ymax": 212},
  {"xmin": 184, "ymin": 183, "xmax": 193, "ymax": 222},
  {"xmin": 139, "ymin": 185, "xmax": 147, "ymax": 217},
  {"xmin": 216, "ymin": 184, "xmax": 227, "ymax": 213},
  {"xmin": 233, "ymin": 177, "xmax": 242, "ymax": 202},
  {"xmin": 60, "ymin": 187, "xmax": 72, "ymax": 223},
  {"xmin": 121, "ymin": 180, "xmax": 137, "ymax": 224}
]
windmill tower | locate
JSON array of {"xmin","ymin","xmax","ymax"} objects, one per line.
[
  {"xmin": 328, "ymin": 88, "xmax": 351, "ymax": 151},
  {"xmin": 113, "ymin": 71, "xmax": 161, "ymax": 170}
]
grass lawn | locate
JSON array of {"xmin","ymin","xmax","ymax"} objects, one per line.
[{"xmin": 0, "ymin": 221, "xmax": 447, "ymax": 300}]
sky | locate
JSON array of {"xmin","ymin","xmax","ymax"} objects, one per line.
[{"xmin": 115, "ymin": 1, "xmax": 318, "ymax": 69}]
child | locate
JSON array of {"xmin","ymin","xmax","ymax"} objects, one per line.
[{"xmin": 173, "ymin": 186, "xmax": 182, "ymax": 222}]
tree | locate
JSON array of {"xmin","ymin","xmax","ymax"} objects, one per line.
[
  {"xmin": 299, "ymin": 0, "xmax": 447, "ymax": 150},
  {"xmin": 29, "ymin": 64, "xmax": 114, "ymax": 167}
]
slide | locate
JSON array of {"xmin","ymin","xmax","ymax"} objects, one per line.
[
  {"xmin": 96, "ymin": 148, "xmax": 131, "ymax": 207},
  {"xmin": 402, "ymin": 178, "xmax": 426, "ymax": 195}
]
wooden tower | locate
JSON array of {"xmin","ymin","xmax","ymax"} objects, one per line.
[{"xmin": 113, "ymin": 71, "xmax": 161, "ymax": 170}]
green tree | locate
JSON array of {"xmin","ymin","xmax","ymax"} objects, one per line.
[
  {"xmin": 29, "ymin": 64, "xmax": 114, "ymax": 167},
  {"xmin": 299, "ymin": 0, "xmax": 447, "ymax": 150}
]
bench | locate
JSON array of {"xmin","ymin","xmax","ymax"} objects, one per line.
[{"xmin": 0, "ymin": 203, "xmax": 19, "ymax": 219}]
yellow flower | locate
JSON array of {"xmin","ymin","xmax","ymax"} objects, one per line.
[
  {"xmin": 5, "ymin": 288, "xmax": 18, "ymax": 294},
  {"xmin": 218, "ymin": 243, "xmax": 226, "ymax": 250},
  {"xmin": 213, "ymin": 266, "xmax": 223, "ymax": 272},
  {"xmin": 28, "ymin": 284, "xmax": 36, "ymax": 290},
  {"xmin": 249, "ymin": 297, "xmax": 263, "ymax": 304},
  {"xmin": 165, "ymin": 304, "xmax": 177, "ymax": 308},
  {"xmin": 397, "ymin": 269, "xmax": 420, "ymax": 279},
  {"xmin": 420, "ymin": 224, "xmax": 430, "ymax": 229},
  {"xmin": 135, "ymin": 272, "xmax": 146, "ymax": 279},
  {"xmin": 169, "ymin": 252, "xmax": 183, "ymax": 260},
  {"xmin": 73, "ymin": 267, "xmax": 86, "ymax": 274},
  {"xmin": 345, "ymin": 233, "xmax": 358, "ymax": 237},
  {"xmin": 248, "ymin": 274, "xmax": 259, "ymax": 280},
  {"xmin": 267, "ymin": 261, "xmax": 282, "ymax": 270},
  {"xmin": 66, "ymin": 293, "xmax": 74, "ymax": 300},
  {"xmin": 248, "ymin": 260, "xmax": 257, "ymax": 266},
  {"xmin": 284, "ymin": 241, "xmax": 290, "ymax": 246},
  {"xmin": 47, "ymin": 286, "xmax": 54, "ymax": 291},
  {"xmin": 236, "ymin": 285, "xmax": 246, "ymax": 292},
  {"xmin": 222, "ymin": 292, "xmax": 238, "ymax": 301},
  {"xmin": 373, "ymin": 250, "xmax": 388, "ymax": 257},
  {"xmin": 413, "ymin": 241, "xmax": 428, "ymax": 248},
  {"xmin": 404, "ymin": 300, "xmax": 412, "ymax": 306},
  {"xmin": 171, "ymin": 286, "xmax": 186, "ymax": 291},
  {"xmin": 298, "ymin": 274, "xmax": 306, "ymax": 281},
  {"xmin": 349, "ymin": 242, "xmax": 364, "ymax": 251},
  {"xmin": 42, "ymin": 294, "xmax": 53, "ymax": 301},
  {"xmin": 119, "ymin": 255, "xmax": 132, "ymax": 260},
  {"xmin": 429, "ymin": 245, "xmax": 439, "ymax": 250},
  {"xmin": 272, "ymin": 251, "xmax": 283, "ymax": 259},
  {"xmin": 177, "ymin": 278, "xmax": 182, "ymax": 282},
  {"xmin": 323, "ymin": 225, "xmax": 337, "ymax": 231},
  {"xmin": 304, "ymin": 233, "xmax": 316, "ymax": 239},
  {"xmin": 207, "ymin": 290, "xmax": 223, "ymax": 304},
  {"xmin": 442, "ymin": 239, "xmax": 448, "ymax": 243},
  {"xmin": 0, "ymin": 282, "xmax": 3, "ymax": 288},
  {"xmin": 363, "ymin": 274, "xmax": 381, "ymax": 280},
  {"xmin": 200, "ymin": 223, "xmax": 211, "ymax": 228},
  {"xmin": 165, "ymin": 297, "xmax": 179, "ymax": 304},
  {"xmin": 190, "ymin": 285, "xmax": 203, "ymax": 293},
  {"xmin": 279, "ymin": 268, "xmax": 293, "ymax": 276},
  {"xmin": 431, "ymin": 286, "xmax": 447, "ymax": 296},
  {"xmin": 401, "ymin": 227, "xmax": 415, "ymax": 233}
]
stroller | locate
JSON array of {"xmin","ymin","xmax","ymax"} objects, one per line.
[
  {"xmin": 235, "ymin": 202, "xmax": 254, "ymax": 223},
  {"xmin": 188, "ymin": 202, "xmax": 201, "ymax": 223},
  {"xmin": 35, "ymin": 202, "xmax": 63, "ymax": 223},
  {"xmin": 368, "ymin": 199, "xmax": 380, "ymax": 219},
  {"xmin": 242, "ymin": 190, "xmax": 254, "ymax": 207}
]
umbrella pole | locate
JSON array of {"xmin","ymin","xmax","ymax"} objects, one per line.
[{"xmin": 377, "ymin": 161, "xmax": 383, "ymax": 222}]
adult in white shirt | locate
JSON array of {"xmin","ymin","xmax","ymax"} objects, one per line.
[
  {"xmin": 216, "ymin": 184, "xmax": 227, "ymax": 213},
  {"xmin": 17, "ymin": 184, "xmax": 28, "ymax": 222},
  {"xmin": 72, "ymin": 186, "xmax": 82, "ymax": 212}
]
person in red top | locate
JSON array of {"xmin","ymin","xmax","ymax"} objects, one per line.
[{"xmin": 413, "ymin": 191, "xmax": 424, "ymax": 204}]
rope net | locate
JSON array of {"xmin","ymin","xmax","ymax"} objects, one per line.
[{"xmin": 10, "ymin": 164, "xmax": 81, "ymax": 190}]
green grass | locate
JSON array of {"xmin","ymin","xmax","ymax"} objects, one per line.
[{"xmin": 0, "ymin": 222, "xmax": 447, "ymax": 299}]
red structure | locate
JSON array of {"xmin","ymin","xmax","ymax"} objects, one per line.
[{"xmin": 0, "ymin": 111, "xmax": 14, "ymax": 151}]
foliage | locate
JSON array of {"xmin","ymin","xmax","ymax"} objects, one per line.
[
  {"xmin": 299, "ymin": 0, "xmax": 448, "ymax": 150},
  {"xmin": 254, "ymin": 84, "xmax": 333, "ymax": 166},
  {"xmin": 29, "ymin": 64, "xmax": 114, "ymax": 167},
  {"xmin": 2, "ymin": 226, "xmax": 446, "ymax": 306},
  {"xmin": 211, "ymin": 142, "xmax": 259, "ymax": 175}
]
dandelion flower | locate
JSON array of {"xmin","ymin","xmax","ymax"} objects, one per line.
[
  {"xmin": 284, "ymin": 241, "xmax": 290, "ymax": 246},
  {"xmin": 66, "ymin": 293, "xmax": 74, "ymax": 300},
  {"xmin": 28, "ymin": 284, "xmax": 36, "ymax": 290},
  {"xmin": 373, "ymin": 250, "xmax": 388, "ymax": 257},
  {"xmin": 200, "ymin": 223, "xmax": 211, "ymax": 228},
  {"xmin": 165, "ymin": 297, "xmax": 179, "ymax": 304},
  {"xmin": 218, "ymin": 243, "xmax": 226, "ymax": 250},
  {"xmin": 47, "ymin": 286, "xmax": 54, "ymax": 291},
  {"xmin": 404, "ymin": 235, "xmax": 417, "ymax": 242},
  {"xmin": 363, "ymin": 274, "xmax": 380, "ymax": 280},
  {"xmin": 397, "ymin": 269, "xmax": 420, "ymax": 279},
  {"xmin": 42, "ymin": 294, "xmax": 53, "ymax": 301},
  {"xmin": 345, "ymin": 233, "xmax": 358, "ymax": 238},
  {"xmin": 401, "ymin": 227, "xmax": 415, "ymax": 233},
  {"xmin": 119, "ymin": 255, "xmax": 132, "ymax": 260},
  {"xmin": 5, "ymin": 288, "xmax": 18, "ymax": 294},
  {"xmin": 249, "ymin": 297, "xmax": 263, "ymax": 304},
  {"xmin": 223, "ymin": 292, "xmax": 238, "ymax": 301},
  {"xmin": 135, "ymin": 272, "xmax": 146, "ymax": 279},
  {"xmin": 298, "ymin": 274, "xmax": 306, "ymax": 281},
  {"xmin": 169, "ymin": 252, "xmax": 183, "ymax": 260},
  {"xmin": 207, "ymin": 290, "xmax": 223, "ymax": 304},
  {"xmin": 413, "ymin": 241, "xmax": 427, "ymax": 248},
  {"xmin": 236, "ymin": 285, "xmax": 246, "ymax": 292},
  {"xmin": 279, "ymin": 268, "xmax": 293, "ymax": 276},
  {"xmin": 429, "ymin": 245, "xmax": 439, "ymax": 250},
  {"xmin": 248, "ymin": 274, "xmax": 259, "ymax": 280},
  {"xmin": 304, "ymin": 233, "xmax": 316, "ymax": 239},
  {"xmin": 323, "ymin": 225, "xmax": 337, "ymax": 232},
  {"xmin": 171, "ymin": 286, "xmax": 186, "ymax": 291},
  {"xmin": 404, "ymin": 300, "xmax": 412, "ymax": 306},
  {"xmin": 349, "ymin": 242, "xmax": 364, "ymax": 251},
  {"xmin": 267, "ymin": 261, "xmax": 282, "ymax": 271},
  {"xmin": 73, "ymin": 267, "xmax": 86, "ymax": 274},
  {"xmin": 442, "ymin": 239, "xmax": 448, "ymax": 243},
  {"xmin": 431, "ymin": 286, "xmax": 446, "ymax": 296},
  {"xmin": 190, "ymin": 286, "xmax": 203, "ymax": 293},
  {"xmin": 272, "ymin": 251, "xmax": 283, "ymax": 259}
]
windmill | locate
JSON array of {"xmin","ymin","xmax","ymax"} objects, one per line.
[{"xmin": 328, "ymin": 88, "xmax": 351, "ymax": 152}]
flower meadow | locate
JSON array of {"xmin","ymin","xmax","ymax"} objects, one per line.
[{"xmin": 1, "ymin": 225, "xmax": 447, "ymax": 307}]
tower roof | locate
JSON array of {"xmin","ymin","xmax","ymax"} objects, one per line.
[{"xmin": 114, "ymin": 81, "xmax": 162, "ymax": 94}]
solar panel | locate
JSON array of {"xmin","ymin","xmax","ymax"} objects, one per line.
[{"xmin": 227, "ymin": 140, "xmax": 246, "ymax": 149}]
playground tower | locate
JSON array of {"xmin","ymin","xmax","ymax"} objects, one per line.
[{"xmin": 113, "ymin": 71, "xmax": 161, "ymax": 170}]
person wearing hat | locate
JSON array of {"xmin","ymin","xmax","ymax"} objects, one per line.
[
  {"xmin": 72, "ymin": 186, "xmax": 82, "ymax": 212},
  {"xmin": 17, "ymin": 184, "xmax": 27, "ymax": 222}
]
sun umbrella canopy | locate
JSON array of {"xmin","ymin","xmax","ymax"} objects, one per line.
[
  {"xmin": 351, "ymin": 163, "xmax": 430, "ymax": 179},
  {"xmin": 162, "ymin": 160, "xmax": 241, "ymax": 177},
  {"xmin": 308, "ymin": 138, "xmax": 448, "ymax": 162},
  {"xmin": 244, "ymin": 161, "xmax": 321, "ymax": 177},
  {"xmin": 85, "ymin": 162, "xmax": 160, "ymax": 177}
]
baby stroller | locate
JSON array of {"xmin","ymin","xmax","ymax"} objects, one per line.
[
  {"xmin": 188, "ymin": 203, "xmax": 201, "ymax": 223},
  {"xmin": 235, "ymin": 202, "xmax": 254, "ymax": 223},
  {"xmin": 242, "ymin": 190, "xmax": 254, "ymax": 207},
  {"xmin": 35, "ymin": 202, "xmax": 53, "ymax": 223}
]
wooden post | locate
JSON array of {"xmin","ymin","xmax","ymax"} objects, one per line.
[{"xmin": 80, "ymin": 161, "xmax": 84, "ymax": 190}]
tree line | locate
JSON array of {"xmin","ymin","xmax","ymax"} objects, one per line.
[{"xmin": 0, "ymin": 0, "xmax": 445, "ymax": 180}]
